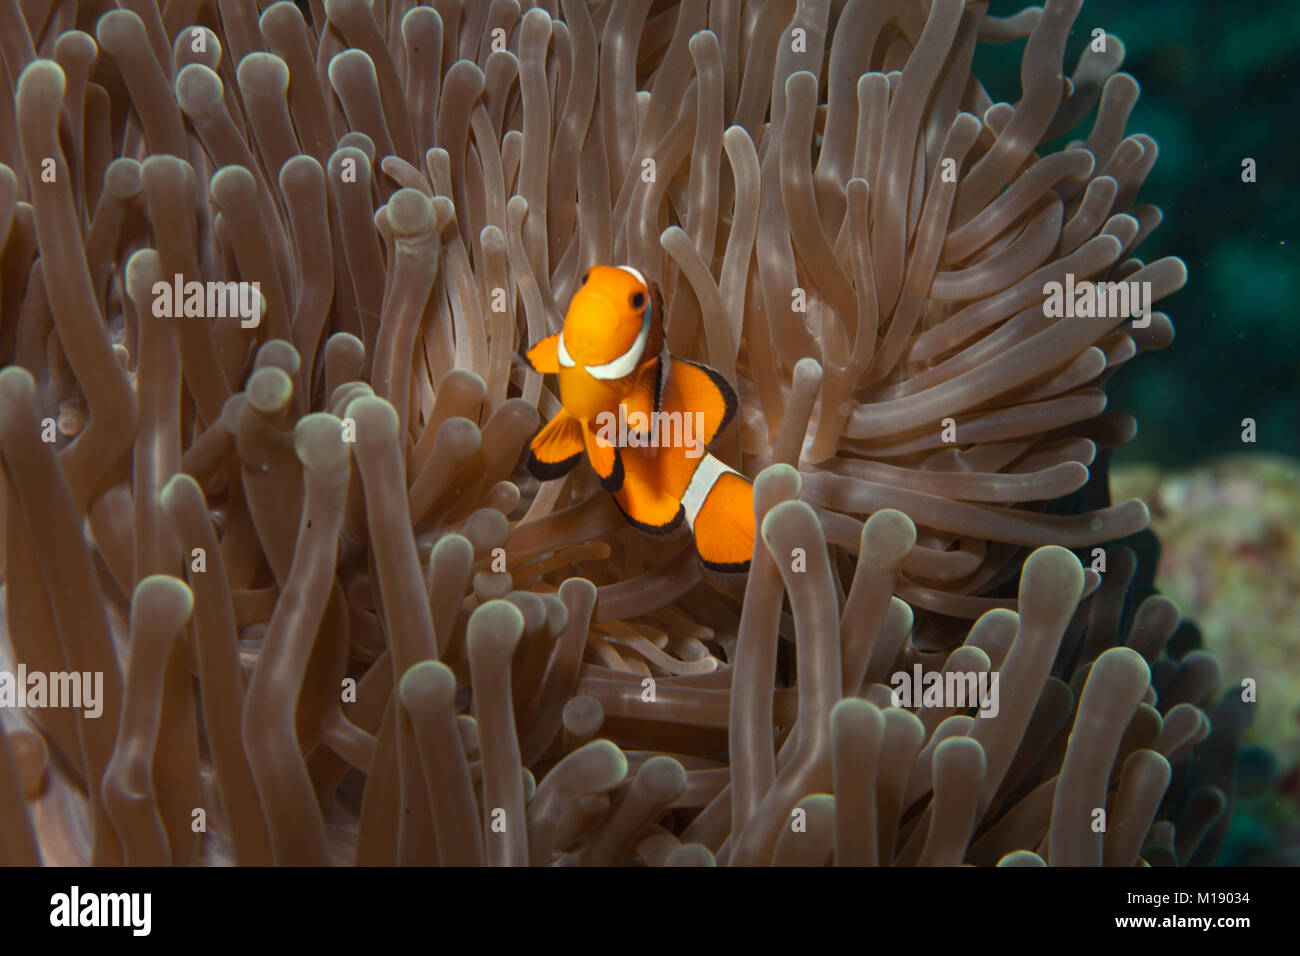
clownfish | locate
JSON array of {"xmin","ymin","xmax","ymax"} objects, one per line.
[{"xmin": 520, "ymin": 265, "xmax": 755, "ymax": 576}]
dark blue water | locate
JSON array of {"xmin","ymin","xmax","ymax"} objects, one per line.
[{"xmin": 978, "ymin": 0, "xmax": 1300, "ymax": 466}]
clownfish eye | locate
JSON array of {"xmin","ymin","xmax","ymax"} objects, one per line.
[
  {"xmin": 580, "ymin": 269, "xmax": 590, "ymax": 285},
  {"xmin": 630, "ymin": 291, "xmax": 646, "ymax": 310}
]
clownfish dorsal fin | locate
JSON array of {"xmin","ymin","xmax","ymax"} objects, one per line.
[{"xmin": 655, "ymin": 357, "xmax": 738, "ymax": 449}]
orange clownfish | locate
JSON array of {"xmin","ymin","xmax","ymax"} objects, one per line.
[{"xmin": 521, "ymin": 265, "xmax": 755, "ymax": 576}]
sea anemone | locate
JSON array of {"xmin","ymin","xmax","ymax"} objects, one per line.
[{"xmin": 0, "ymin": 0, "xmax": 1241, "ymax": 866}]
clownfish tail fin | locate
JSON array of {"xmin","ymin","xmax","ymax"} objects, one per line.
[{"xmin": 683, "ymin": 454, "xmax": 755, "ymax": 577}]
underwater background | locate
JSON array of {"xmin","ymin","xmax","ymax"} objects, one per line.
[
  {"xmin": 0, "ymin": 0, "xmax": 1290, "ymax": 868},
  {"xmin": 984, "ymin": 0, "xmax": 1300, "ymax": 864}
]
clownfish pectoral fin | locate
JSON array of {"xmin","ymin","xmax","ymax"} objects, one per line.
[
  {"xmin": 658, "ymin": 357, "xmax": 738, "ymax": 449},
  {"xmin": 685, "ymin": 458, "xmax": 754, "ymax": 576},
  {"xmin": 522, "ymin": 334, "xmax": 562, "ymax": 374},
  {"xmin": 581, "ymin": 421, "xmax": 624, "ymax": 492},
  {"xmin": 527, "ymin": 410, "xmax": 585, "ymax": 481}
]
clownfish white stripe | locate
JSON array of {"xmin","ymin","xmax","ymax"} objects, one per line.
[
  {"xmin": 557, "ymin": 332, "xmax": 575, "ymax": 367},
  {"xmin": 681, "ymin": 453, "xmax": 741, "ymax": 528},
  {"xmin": 617, "ymin": 265, "xmax": 647, "ymax": 286}
]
